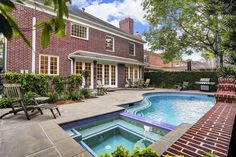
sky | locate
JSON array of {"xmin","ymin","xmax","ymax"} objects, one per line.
[{"xmin": 70, "ymin": 0, "xmax": 204, "ymax": 61}]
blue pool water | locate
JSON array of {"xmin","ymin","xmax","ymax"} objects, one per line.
[
  {"xmin": 126, "ymin": 93, "xmax": 215, "ymax": 126},
  {"xmin": 64, "ymin": 115, "xmax": 167, "ymax": 156}
]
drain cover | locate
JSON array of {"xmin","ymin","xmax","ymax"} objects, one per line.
[{"xmin": 105, "ymin": 145, "xmax": 111, "ymax": 150}]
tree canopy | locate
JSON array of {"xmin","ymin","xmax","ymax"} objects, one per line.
[
  {"xmin": 143, "ymin": 0, "xmax": 229, "ymax": 67},
  {"xmin": 0, "ymin": 0, "xmax": 71, "ymax": 48}
]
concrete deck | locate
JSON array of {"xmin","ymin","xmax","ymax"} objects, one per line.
[{"xmin": 0, "ymin": 89, "xmax": 214, "ymax": 157}]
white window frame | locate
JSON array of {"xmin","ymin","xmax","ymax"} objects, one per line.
[
  {"xmin": 39, "ymin": 54, "xmax": 59, "ymax": 75},
  {"xmin": 129, "ymin": 42, "xmax": 136, "ymax": 56},
  {"xmin": 70, "ymin": 22, "xmax": 89, "ymax": 40},
  {"xmin": 105, "ymin": 35, "xmax": 115, "ymax": 52}
]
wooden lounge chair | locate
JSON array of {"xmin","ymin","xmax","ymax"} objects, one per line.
[
  {"xmin": 176, "ymin": 82, "xmax": 189, "ymax": 91},
  {"xmin": 0, "ymin": 84, "xmax": 60, "ymax": 120},
  {"xmin": 97, "ymin": 80, "xmax": 107, "ymax": 95}
]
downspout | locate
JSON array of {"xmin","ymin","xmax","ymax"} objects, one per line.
[
  {"xmin": 3, "ymin": 38, "xmax": 7, "ymax": 72},
  {"xmin": 32, "ymin": 16, "xmax": 36, "ymax": 74},
  {"xmin": 68, "ymin": 56, "xmax": 74, "ymax": 74}
]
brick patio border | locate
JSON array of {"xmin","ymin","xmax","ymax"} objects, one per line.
[{"xmin": 161, "ymin": 102, "xmax": 236, "ymax": 157}]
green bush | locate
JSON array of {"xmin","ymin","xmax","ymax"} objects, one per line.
[
  {"xmin": 67, "ymin": 74, "xmax": 83, "ymax": 89},
  {"xmin": 52, "ymin": 76, "xmax": 65, "ymax": 94},
  {"xmin": 48, "ymin": 91, "xmax": 60, "ymax": 103},
  {"xmin": 0, "ymin": 97, "xmax": 8, "ymax": 108},
  {"xmin": 81, "ymin": 88, "xmax": 91, "ymax": 98},
  {"xmin": 68, "ymin": 89, "xmax": 83, "ymax": 100},
  {"xmin": 23, "ymin": 91, "xmax": 38, "ymax": 106},
  {"xmin": 2, "ymin": 72, "xmax": 49, "ymax": 95},
  {"xmin": 144, "ymin": 71, "xmax": 218, "ymax": 91},
  {"xmin": 99, "ymin": 146, "xmax": 158, "ymax": 157}
]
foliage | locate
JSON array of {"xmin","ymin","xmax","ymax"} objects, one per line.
[
  {"xmin": 67, "ymin": 89, "xmax": 83, "ymax": 101},
  {"xmin": 202, "ymin": 152, "xmax": 217, "ymax": 157},
  {"xmin": 0, "ymin": 0, "xmax": 31, "ymax": 47},
  {"xmin": 81, "ymin": 88, "xmax": 91, "ymax": 99},
  {"xmin": 99, "ymin": 146, "xmax": 158, "ymax": 157},
  {"xmin": 217, "ymin": 51, "xmax": 236, "ymax": 79},
  {"xmin": 67, "ymin": 74, "xmax": 83, "ymax": 89},
  {"xmin": 0, "ymin": 0, "xmax": 71, "ymax": 48},
  {"xmin": 0, "ymin": 97, "xmax": 8, "ymax": 108},
  {"xmin": 23, "ymin": 91, "xmax": 38, "ymax": 106},
  {"xmin": 52, "ymin": 76, "xmax": 64, "ymax": 94},
  {"xmin": 48, "ymin": 91, "xmax": 60, "ymax": 103},
  {"xmin": 144, "ymin": 71, "xmax": 218, "ymax": 91},
  {"xmin": 143, "ymin": 0, "xmax": 226, "ymax": 67}
]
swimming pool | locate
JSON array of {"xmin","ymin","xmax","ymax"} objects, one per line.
[
  {"xmin": 62, "ymin": 113, "xmax": 168, "ymax": 156},
  {"xmin": 126, "ymin": 92, "xmax": 215, "ymax": 126}
]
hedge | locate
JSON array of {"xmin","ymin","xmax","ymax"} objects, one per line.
[
  {"xmin": 144, "ymin": 71, "xmax": 218, "ymax": 91},
  {"xmin": 1, "ymin": 72, "xmax": 83, "ymax": 96}
]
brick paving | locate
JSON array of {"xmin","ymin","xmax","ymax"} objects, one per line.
[{"xmin": 162, "ymin": 102, "xmax": 236, "ymax": 157}]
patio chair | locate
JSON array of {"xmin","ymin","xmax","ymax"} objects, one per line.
[
  {"xmin": 97, "ymin": 80, "xmax": 107, "ymax": 95},
  {"xmin": 0, "ymin": 84, "xmax": 61, "ymax": 120},
  {"xmin": 176, "ymin": 82, "xmax": 189, "ymax": 91},
  {"xmin": 0, "ymin": 84, "xmax": 43, "ymax": 120},
  {"xmin": 125, "ymin": 79, "xmax": 132, "ymax": 88},
  {"xmin": 143, "ymin": 79, "xmax": 150, "ymax": 88}
]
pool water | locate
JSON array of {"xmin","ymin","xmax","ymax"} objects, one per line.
[
  {"xmin": 126, "ymin": 93, "xmax": 215, "ymax": 126},
  {"xmin": 84, "ymin": 127, "xmax": 152, "ymax": 155},
  {"xmin": 64, "ymin": 115, "xmax": 167, "ymax": 156}
]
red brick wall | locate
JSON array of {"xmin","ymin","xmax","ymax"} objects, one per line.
[
  {"xmin": 7, "ymin": 4, "xmax": 144, "ymax": 76},
  {"xmin": 144, "ymin": 51, "xmax": 172, "ymax": 68}
]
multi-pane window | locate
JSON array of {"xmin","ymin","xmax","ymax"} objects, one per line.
[
  {"xmin": 134, "ymin": 68, "xmax": 138, "ymax": 80},
  {"xmin": 85, "ymin": 63, "xmax": 91, "ymax": 86},
  {"xmin": 125, "ymin": 67, "xmax": 129, "ymax": 81},
  {"xmin": 105, "ymin": 35, "xmax": 114, "ymax": 51},
  {"xmin": 75, "ymin": 61, "xmax": 82, "ymax": 74},
  {"xmin": 111, "ymin": 65, "xmax": 116, "ymax": 85},
  {"xmin": 50, "ymin": 57, "xmax": 58, "ymax": 75},
  {"xmin": 129, "ymin": 43, "xmax": 135, "ymax": 56},
  {"xmin": 97, "ymin": 64, "xmax": 102, "ymax": 82},
  {"xmin": 144, "ymin": 55, "xmax": 149, "ymax": 63},
  {"xmin": 130, "ymin": 67, "xmax": 133, "ymax": 81},
  {"xmin": 71, "ymin": 23, "xmax": 88, "ymax": 39},
  {"xmin": 104, "ymin": 65, "xmax": 110, "ymax": 85},
  {"xmin": 40, "ymin": 55, "xmax": 48, "ymax": 74},
  {"xmin": 40, "ymin": 55, "xmax": 58, "ymax": 75}
]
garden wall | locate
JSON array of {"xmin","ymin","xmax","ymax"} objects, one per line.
[{"xmin": 144, "ymin": 71, "xmax": 218, "ymax": 91}]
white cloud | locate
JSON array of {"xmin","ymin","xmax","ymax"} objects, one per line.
[
  {"xmin": 182, "ymin": 53, "xmax": 204, "ymax": 61},
  {"xmin": 71, "ymin": 0, "xmax": 147, "ymax": 27}
]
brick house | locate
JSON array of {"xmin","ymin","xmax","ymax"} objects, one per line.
[
  {"xmin": 144, "ymin": 50, "xmax": 187, "ymax": 71},
  {"xmin": 2, "ymin": 0, "xmax": 145, "ymax": 88}
]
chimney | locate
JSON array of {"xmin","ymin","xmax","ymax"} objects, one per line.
[{"xmin": 119, "ymin": 18, "xmax": 134, "ymax": 34}]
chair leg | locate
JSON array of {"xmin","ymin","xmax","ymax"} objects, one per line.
[
  {"xmin": 56, "ymin": 108, "xmax": 61, "ymax": 116},
  {"xmin": 50, "ymin": 109, "xmax": 56, "ymax": 119},
  {"xmin": 38, "ymin": 108, "xmax": 43, "ymax": 115}
]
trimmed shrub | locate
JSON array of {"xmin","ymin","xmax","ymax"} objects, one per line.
[
  {"xmin": 67, "ymin": 89, "xmax": 83, "ymax": 100},
  {"xmin": 144, "ymin": 71, "xmax": 218, "ymax": 91},
  {"xmin": 48, "ymin": 91, "xmax": 60, "ymax": 103},
  {"xmin": 52, "ymin": 76, "xmax": 65, "ymax": 94},
  {"xmin": 67, "ymin": 74, "xmax": 83, "ymax": 89},
  {"xmin": 81, "ymin": 88, "xmax": 91, "ymax": 98},
  {"xmin": 0, "ymin": 97, "xmax": 8, "ymax": 108}
]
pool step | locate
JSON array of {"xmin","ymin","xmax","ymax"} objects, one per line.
[
  {"xmin": 135, "ymin": 139, "xmax": 146, "ymax": 148},
  {"xmin": 126, "ymin": 97, "xmax": 151, "ymax": 115}
]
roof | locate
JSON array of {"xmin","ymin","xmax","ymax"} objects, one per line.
[
  {"xmin": 30, "ymin": 0, "xmax": 144, "ymax": 43},
  {"xmin": 69, "ymin": 50, "xmax": 145, "ymax": 66}
]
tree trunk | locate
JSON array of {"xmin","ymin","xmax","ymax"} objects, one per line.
[{"xmin": 215, "ymin": 51, "xmax": 223, "ymax": 69}]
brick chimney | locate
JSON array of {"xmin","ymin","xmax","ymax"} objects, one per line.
[{"xmin": 119, "ymin": 18, "xmax": 134, "ymax": 34}]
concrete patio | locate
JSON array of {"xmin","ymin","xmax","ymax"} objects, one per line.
[{"xmin": 0, "ymin": 89, "xmax": 214, "ymax": 157}]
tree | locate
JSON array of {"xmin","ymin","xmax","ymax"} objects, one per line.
[
  {"xmin": 0, "ymin": 0, "xmax": 71, "ymax": 48},
  {"xmin": 143, "ymin": 0, "xmax": 226, "ymax": 67}
]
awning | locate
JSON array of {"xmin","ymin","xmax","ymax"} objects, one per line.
[{"xmin": 69, "ymin": 50, "xmax": 146, "ymax": 66}]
